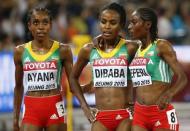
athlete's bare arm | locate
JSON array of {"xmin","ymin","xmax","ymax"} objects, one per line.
[
  {"xmin": 125, "ymin": 41, "xmax": 139, "ymax": 107},
  {"xmin": 156, "ymin": 39, "xmax": 187, "ymax": 109},
  {"xmin": 79, "ymin": 36, "xmax": 102, "ymax": 93},
  {"xmin": 59, "ymin": 44, "xmax": 73, "ymax": 91},
  {"xmin": 69, "ymin": 43, "xmax": 96, "ymax": 123},
  {"xmin": 13, "ymin": 45, "xmax": 24, "ymax": 131}
]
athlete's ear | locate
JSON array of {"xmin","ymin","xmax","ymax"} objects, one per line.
[
  {"xmin": 28, "ymin": 22, "xmax": 32, "ymax": 31},
  {"xmin": 145, "ymin": 21, "xmax": 152, "ymax": 29},
  {"xmin": 50, "ymin": 21, "xmax": 52, "ymax": 28},
  {"xmin": 119, "ymin": 24, "xmax": 123, "ymax": 31}
]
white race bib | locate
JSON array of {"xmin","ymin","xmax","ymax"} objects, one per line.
[
  {"xmin": 23, "ymin": 61, "xmax": 58, "ymax": 91},
  {"xmin": 166, "ymin": 109, "xmax": 178, "ymax": 124},
  {"xmin": 56, "ymin": 101, "xmax": 66, "ymax": 117},
  {"xmin": 93, "ymin": 58, "xmax": 128, "ymax": 87},
  {"xmin": 129, "ymin": 57, "xmax": 152, "ymax": 87}
]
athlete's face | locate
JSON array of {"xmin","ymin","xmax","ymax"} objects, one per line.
[
  {"xmin": 128, "ymin": 11, "xmax": 148, "ymax": 40},
  {"xmin": 99, "ymin": 9, "xmax": 121, "ymax": 40},
  {"xmin": 28, "ymin": 11, "xmax": 51, "ymax": 41}
]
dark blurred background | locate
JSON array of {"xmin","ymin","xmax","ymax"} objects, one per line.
[{"xmin": 0, "ymin": 0, "xmax": 190, "ymax": 48}]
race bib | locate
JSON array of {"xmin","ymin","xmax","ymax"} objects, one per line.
[
  {"xmin": 56, "ymin": 101, "xmax": 66, "ymax": 117},
  {"xmin": 92, "ymin": 58, "xmax": 128, "ymax": 87},
  {"xmin": 129, "ymin": 57, "xmax": 152, "ymax": 87},
  {"xmin": 166, "ymin": 109, "xmax": 178, "ymax": 124},
  {"xmin": 23, "ymin": 61, "xmax": 58, "ymax": 91}
]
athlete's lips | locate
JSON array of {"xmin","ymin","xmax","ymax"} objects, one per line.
[
  {"xmin": 103, "ymin": 31, "xmax": 112, "ymax": 37},
  {"xmin": 36, "ymin": 32, "xmax": 46, "ymax": 37}
]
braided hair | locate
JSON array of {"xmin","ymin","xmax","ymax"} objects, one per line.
[
  {"xmin": 27, "ymin": 6, "xmax": 52, "ymax": 22},
  {"xmin": 136, "ymin": 8, "xmax": 158, "ymax": 41},
  {"xmin": 101, "ymin": 2, "xmax": 127, "ymax": 29}
]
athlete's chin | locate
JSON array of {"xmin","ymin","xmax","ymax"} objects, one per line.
[
  {"xmin": 35, "ymin": 38, "xmax": 44, "ymax": 43},
  {"xmin": 35, "ymin": 36, "xmax": 47, "ymax": 41},
  {"xmin": 102, "ymin": 35, "xmax": 114, "ymax": 40}
]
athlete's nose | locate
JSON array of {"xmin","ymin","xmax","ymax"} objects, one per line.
[
  {"xmin": 105, "ymin": 22, "xmax": 111, "ymax": 29},
  {"xmin": 38, "ymin": 22, "xmax": 45, "ymax": 30}
]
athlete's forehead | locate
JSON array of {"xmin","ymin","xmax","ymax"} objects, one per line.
[
  {"xmin": 100, "ymin": 9, "xmax": 120, "ymax": 20},
  {"xmin": 30, "ymin": 10, "xmax": 50, "ymax": 20}
]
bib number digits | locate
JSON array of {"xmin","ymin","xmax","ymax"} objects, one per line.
[
  {"xmin": 56, "ymin": 101, "xmax": 65, "ymax": 117},
  {"xmin": 166, "ymin": 109, "xmax": 178, "ymax": 124}
]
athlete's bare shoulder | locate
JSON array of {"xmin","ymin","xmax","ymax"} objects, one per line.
[
  {"xmin": 14, "ymin": 44, "xmax": 25, "ymax": 62},
  {"xmin": 59, "ymin": 43, "xmax": 73, "ymax": 60},
  {"xmin": 59, "ymin": 42, "xmax": 71, "ymax": 50},
  {"xmin": 15, "ymin": 44, "xmax": 25, "ymax": 52},
  {"xmin": 81, "ymin": 43, "xmax": 94, "ymax": 54},
  {"xmin": 157, "ymin": 39, "xmax": 174, "ymax": 52},
  {"xmin": 14, "ymin": 44, "xmax": 25, "ymax": 56},
  {"xmin": 156, "ymin": 39, "xmax": 176, "ymax": 57},
  {"xmin": 157, "ymin": 39, "xmax": 172, "ymax": 47},
  {"xmin": 77, "ymin": 42, "xmax": 94, "ymax": 61},
  {"xmin": 83, "ymin": 42, "xmax": 94, "ymax": 50}
]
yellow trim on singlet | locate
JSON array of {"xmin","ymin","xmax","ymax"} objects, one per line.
[
  {"xmin": 96, "ymin": 38, "xmax": 126, "ymax": 58},
  {"xmin": 137, "ymin": 42, "xmax": 154, "ymax": 57},
  {"xmin": 25, "ymin": 41, "xmax": 59, "ymax": 61}
]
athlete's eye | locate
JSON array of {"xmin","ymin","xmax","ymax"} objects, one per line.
[
  {"xmin": 32, "ymin": 20, "xmax": 39, "ymax": 25},
  {"xmin": 100, "ymin": 19, "xmax": 106, "ymax": 24},
  {"xmin": 110, "ymin": 20, "xmax": 118, "ymax": 25},
  {"xmin": 42, "ymin": 19, "xmax": 49, "ymax": 25}
]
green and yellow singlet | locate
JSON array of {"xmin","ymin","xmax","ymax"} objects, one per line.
[
  {"xmin": 22, "ymin": 41, "xmax": 62, "ymax": 91},
  {"xmin": 89, "ymin": 38, "xmax": 132, "ymax": 87},
  {"xmin": 129, "ymin": 40, "xmax": 173, "ymax": 87}
]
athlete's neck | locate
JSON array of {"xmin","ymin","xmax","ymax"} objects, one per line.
[
  {"xmin": 104, "ymin": 37, "xmax": 120, "ymax": 50},
  {"xmin": 140, "ymin": 35, "xmax": 152, "ymax": 49},
  {"xmin": 32, "ymin": 39, "xmax": 53, "ymax": 50}
]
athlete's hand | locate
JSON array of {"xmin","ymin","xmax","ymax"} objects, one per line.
[
  {"xmin": 90, "ymin": 107, "xmax": 98, "ymax": 118},
  {"xmin": 128, "ymin": 102, "xmax": 134, "ymax": 116},
  {"xmin": 92, "ymin": 35, "xmax": 103, "ymax": 48},
  {"xmin": 156, "ymin": 92, "xmax": 172, "ymax": 110},
  {"xmin": 82, "ymin": 106, "xmax": 97, "ymax": 123}
]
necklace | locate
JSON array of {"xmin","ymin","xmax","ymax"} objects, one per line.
[{"xmin": 31, "ymin": 40, "xmax": 53, "ymax": 55}]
